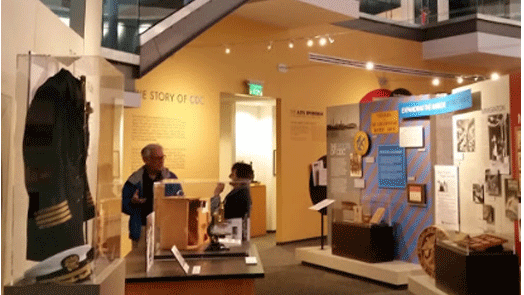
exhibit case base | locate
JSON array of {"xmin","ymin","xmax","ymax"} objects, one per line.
[
  {"xmin": 408, "ymin": 273, "xmax": 448, "ymax": 295},
  {"xmin": 4, "ymin": 258, "xmax": 125, "ymax": 295},
  {"xmin": 434, "ymin": 242, "xmax": 520, "ymax": 295},
  {"xmin": 331, "ymin": 221, "xmax": 394, "ymax": 263},
  {"xmin": 295, "ymin": 246, "xmax": 423, "ymax": 286}
]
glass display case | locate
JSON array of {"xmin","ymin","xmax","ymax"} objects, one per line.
[
  {"xmin": 332, "ymin": 199, "xmax": 392, "ymax": 226},
  {"xmin": 434, "ymin": 232, "xmax": 519, "ymax": 295},
  {"xmin": 330, "ymin": 200, "xmax": 394, "ymax": 263},
  {"xmin": 4, "ymin": 54, "xmax": 124, "ymax": 288}
]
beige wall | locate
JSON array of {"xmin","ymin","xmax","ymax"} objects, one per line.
[{"xmin": 131, "ymin": 15, "xmax": 490, "ymax": 243}]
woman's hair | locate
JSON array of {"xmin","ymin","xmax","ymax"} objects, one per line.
[{"xmin": 232, "ymin": 162, "xmax": 254, "ymax": 180}]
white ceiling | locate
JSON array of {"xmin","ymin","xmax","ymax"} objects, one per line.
[{"xmin": 231, "ymin": 0, "xmax": 356, "ymax": 29}]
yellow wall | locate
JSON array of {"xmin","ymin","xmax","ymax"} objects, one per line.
[{"xmin": 128, "ymin": 15, "xmax": 490, "ymax": 243}]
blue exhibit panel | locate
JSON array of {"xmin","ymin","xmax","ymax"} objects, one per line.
[{"xmin": 378, "ymin": 145, "xmax": 406, "ymax": 188}]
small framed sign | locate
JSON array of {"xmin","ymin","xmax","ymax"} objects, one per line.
[{"xmin": 407, "ymin": 183, "xmax": 426, "ymax": 206}]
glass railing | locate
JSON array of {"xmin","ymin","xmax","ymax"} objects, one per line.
[
  {"xmin": 367, "ymin": 0, "xmax": 520, "ymax": 25},
  {"xmin": 39, "ymin": 0, "xmax": 84, "ymax": 37},
  {"xmin": 101, "ymin": 0, "xmax": 196, "ymax": 54}
]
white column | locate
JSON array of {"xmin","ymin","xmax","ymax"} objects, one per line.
[{"xmin": 84, "ymin": 0, "xmax": 103, "ymax": 55}]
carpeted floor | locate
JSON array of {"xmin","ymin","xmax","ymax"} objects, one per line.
[{"xmin": 252, "ymin": 233, "xmax": 412, "ymax": 295}]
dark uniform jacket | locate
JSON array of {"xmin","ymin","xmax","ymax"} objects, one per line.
[{"xmin": 23, "ymin": 69, "xmax": 95, "ymax": 261}]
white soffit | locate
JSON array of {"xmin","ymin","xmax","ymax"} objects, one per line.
[
  {"xmin": 422, "ymin": 32, "xmax": 521, "ymax": 60},
  {"xmin": 297, "ymin": 0, "xmax": 360, "ymax": 18}
]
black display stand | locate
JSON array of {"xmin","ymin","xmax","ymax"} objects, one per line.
[
  {"xmin": 331, "ymin": 221, "xmax": 394, "ymax": 263},
  {"xmin": 435, "ymin": 242, "xmax": 520, "ymax": 295},
  {"xmin": 309, "ymin": 156, "xmax": 327, "ymax": 249}
]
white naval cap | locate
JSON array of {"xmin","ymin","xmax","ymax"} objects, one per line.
[{"xmin": 24, "ymin": 244, "xmax": 93, "ymax": 284}]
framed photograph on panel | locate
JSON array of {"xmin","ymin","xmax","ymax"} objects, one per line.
[{"xmin": 407, "ymin": 184, "xmax": 426, "ymax": 206}]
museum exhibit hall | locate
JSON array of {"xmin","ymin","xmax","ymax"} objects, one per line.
[{"xmin": 2, "ymin": 0, "xmax": 521, "ymax": 294}]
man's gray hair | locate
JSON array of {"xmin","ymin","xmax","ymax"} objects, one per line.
[{"xmin": 141, "ymin": 143, "xmax": 163, "ymax": 158}]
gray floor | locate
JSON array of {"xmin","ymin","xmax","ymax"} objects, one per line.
[{"xmin": 252, "ymin": 233, "xmax": 412, "ymax": 295}]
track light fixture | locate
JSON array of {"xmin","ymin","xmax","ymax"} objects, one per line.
[
  {"xmin": 267, "ymin": 41, "xmax": 273, "ymax": 51},
  {"xmin": 307, "ymin": 39, "xmax": 314, "ymax": 47},
  {"xmin": 288, "ymin": 40, "xmax": 294, "ymax": 49},
  {"xmin": 319, "ymin": 37, "xmax": 327, "ymax": 46}
]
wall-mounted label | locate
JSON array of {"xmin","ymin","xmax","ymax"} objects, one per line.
[
  {"xmin": 137, "ymin": 89, "xmax": 205, "ymax": 105},
  {"xmin": 398, "ymin": 89, "xmax": 472, "ymax": 118},
  {"xmin": 371, "ymin": 111, "xmax": 399, "ymax": 134},
  {"xmin": 378, "ymin": 145, "xmax": 406, "ymax": 188}
]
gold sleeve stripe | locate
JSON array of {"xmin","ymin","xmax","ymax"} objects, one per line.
[
  {"xmin": 38, "ymin": 264, "xmax": 92, "ymax": 284},
  {"xmin": 34, "ymin": 200, "xmax": 68, "ymax": 215},
  {"xmin": 37, "ymin": 208, "xmax": 71, "ymax": 225},
  {"xmin": 35, "ymin": 204, "xmax": 70, "ymax": 222},
  {"xmin": 37, "ymin": 212, "xmax": 72, "ymax": 229}
]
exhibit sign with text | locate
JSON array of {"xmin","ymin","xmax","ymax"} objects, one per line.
[
  {"xmin": 378, "ymin": 145, "xmax": 406, "ymax": 188},
  {"xmin": 398, "ymin": 90, "xmax": 472, "ymax": 119},
  {"xmin": 434, "ymin": 165, "xmax": 460, "ymax": 231}
]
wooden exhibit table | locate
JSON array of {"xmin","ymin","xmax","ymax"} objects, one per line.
[{"xmin": 125, "ymin": 242, "xmax": 264, "ymax": 295}]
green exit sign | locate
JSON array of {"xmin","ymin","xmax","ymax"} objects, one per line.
[{"xmin": 248, "ymin": 83, "xmax": 263, "ymax": 96}]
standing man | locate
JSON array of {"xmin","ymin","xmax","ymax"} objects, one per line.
[{"xmin": 122, "ymin": 143, "xmax": 183, "ymax": 246}]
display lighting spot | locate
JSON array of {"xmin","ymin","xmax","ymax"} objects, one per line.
[
  {"xmin": 328, "ymin": 36, "xmax": 334, "ymax": 44},
  {"xmin": 432, "ymin": 78, "xmax": 440, "ymax": 86},
  {"xmin": 225, "ymin": 47, "xmax": 231, "ymax": 54},
  {"xmin": 365, "ymin": 61, "xmax": 374, "ymax": 70},
  {"xmin": 307, "ymin": 39, "xmax": 314, "ymax": 47},
  {"xmin": 457, "ymin": 76, "xmax": 464, "ymax": 84},
  {"xmin": 490, "ymin": 72, "xmax": 500, "ymax": 80},
  {"xmin": 288, "ymin": 41, "xmax": 294, "ymax": 49},
  {"xmin": 267, "ymin": 42, "xmax": 273, "ymax": 51},
  {"xmin": 319, "ymin": 37, "xmax": 327, "ymax": 46}
]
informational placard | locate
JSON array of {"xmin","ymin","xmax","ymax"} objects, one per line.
[
  {"xmin": 171, "ymin": 245, "xmax": 190, "ymax": 274},
  {"xmin": 399, "ymin": 126, "xmax": 424, "ymax": 148},
  {"xmin": 311, "ymin": 160, "xmax": 327, "ymax": 186},
  {"xmin": 378, "ymin": 145, "xmax": 406, "ymax": 188},
  {"xmin": 434, "ymin": 165, "xmax": 459, "ymax": 231},
  {"xmin": 309, "ymin": 199, "xmax": 335, "ymax": 211},
  {"xmin": 398, "ymin": 89, "xmax": 472, "ymax": 118},
  {"xmin": 371, "ymin": 111, "xmax": 399, "ymax": 134},
  {"xmin": 146, "ymin": 212, "xmax": 155, "ymax": 272}
]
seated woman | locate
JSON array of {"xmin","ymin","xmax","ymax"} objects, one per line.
[{"xmin": 210, "ymin": 162, "xmax": 254, "ymax": 242}]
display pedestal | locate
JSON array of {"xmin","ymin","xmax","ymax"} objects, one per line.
[
  {"xmin": 332, "ymin": 221, "xmax": 394, "ymax": 263},
  {"xmin": 155, "ymin": 194, "xmax": 209, "ymax": 250},
  {"xmin": 4, "ymin": 258, "xmax": 125, "ymax": 295},
  {"xmin": 295, "ymin": 246, "xmax": 423, "ymax": 286},
  {"xmin": 435, "ymin": 243, "xmax": 520, "ymax": 295},
  {"xmin": 250, "ymin": 183, "xmax": 266, "ymax": 238}
]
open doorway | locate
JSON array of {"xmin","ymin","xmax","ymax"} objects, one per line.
[{"xmin": 219, "ymin": 92, "xmax": 278, "ymax": 234}]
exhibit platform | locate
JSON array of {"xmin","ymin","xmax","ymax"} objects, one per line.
[
  {"xmin": 295, "ymin": 246, "xmax": 424, "ymax": 286},
  {"xmin": 408, "ymin": 273, "xmax": 448, "ymax": 295}
]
